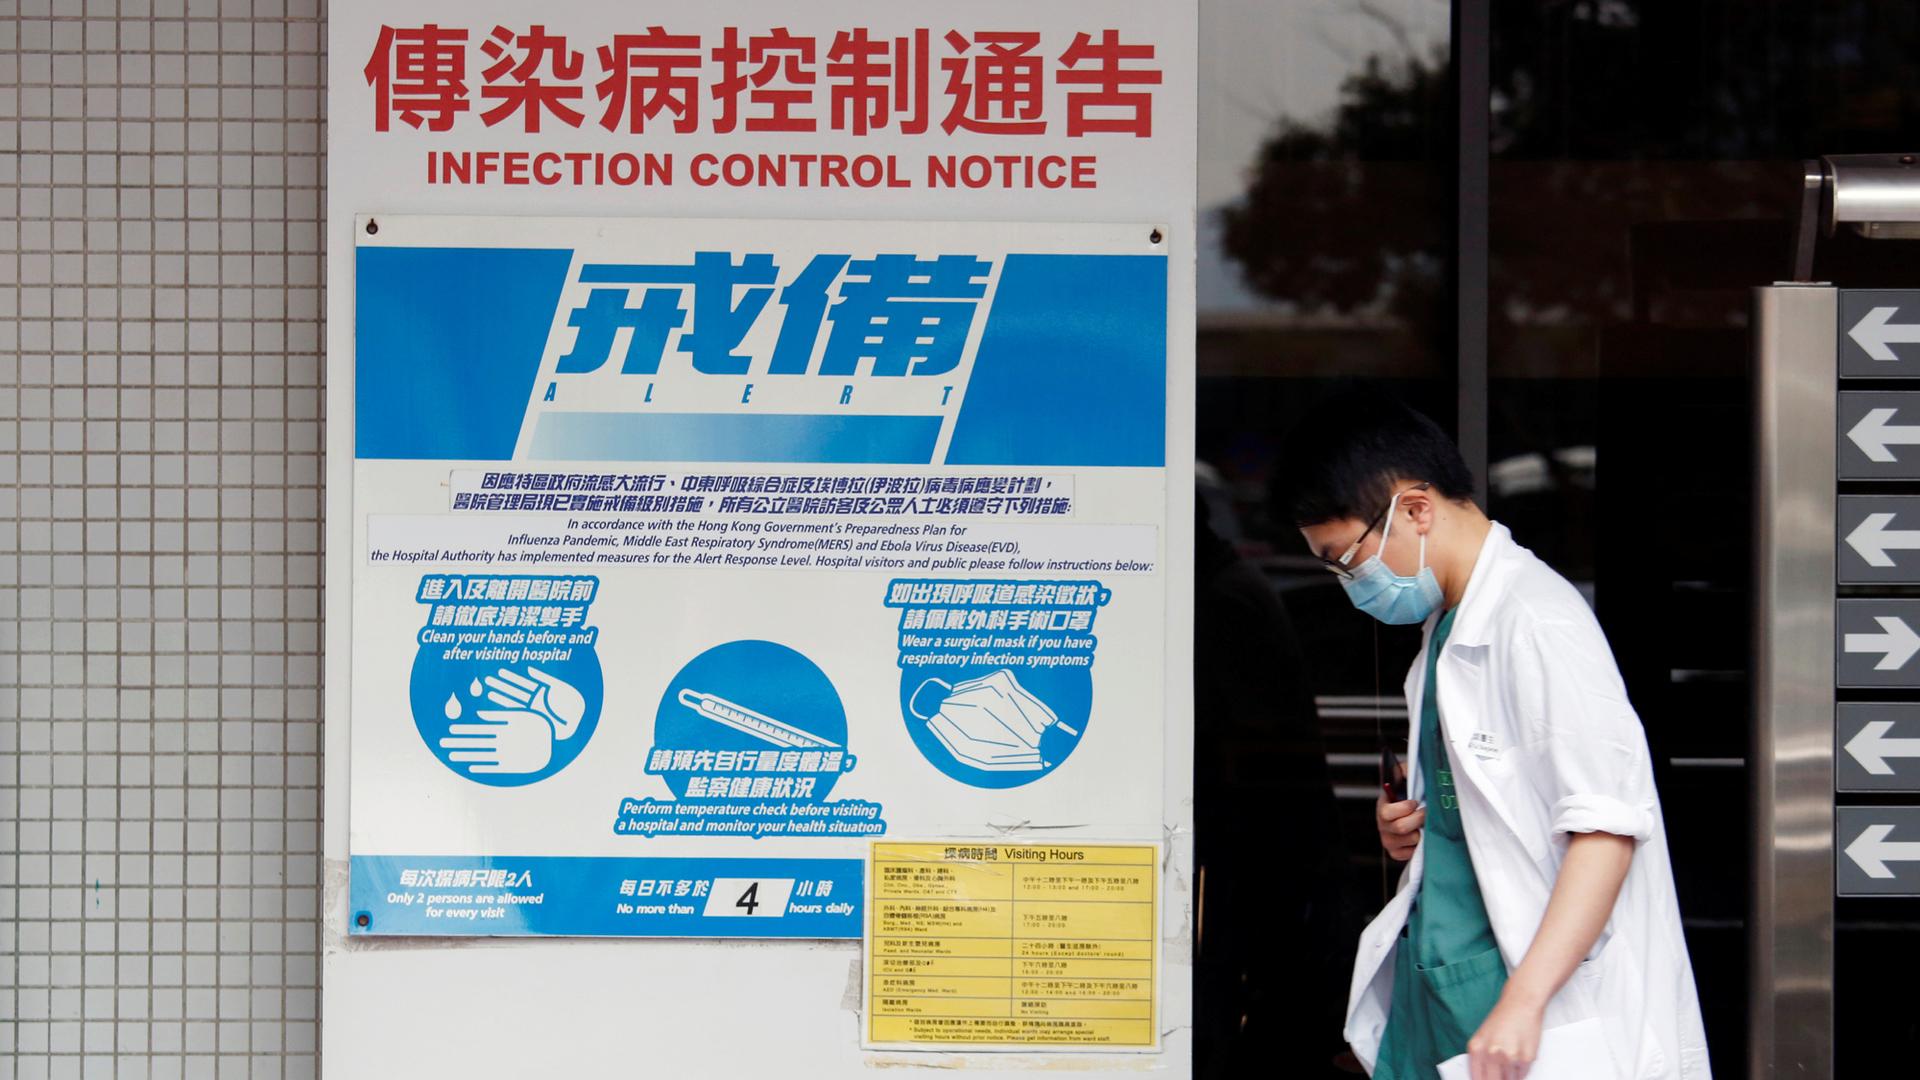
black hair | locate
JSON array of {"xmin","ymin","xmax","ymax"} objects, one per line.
[{"xmin": 1277, "ymin": 385, "xmax": 1476, "ymax": 528}]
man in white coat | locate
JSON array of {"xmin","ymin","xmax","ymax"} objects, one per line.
[{"xmin": 1281, "ymin": 390, "xmax": 1709, "ymax": 1080}]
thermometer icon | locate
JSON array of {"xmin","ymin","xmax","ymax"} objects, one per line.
[{"xmin": 676, "ymin": 688, "xmax": 841, "ymax": 750}]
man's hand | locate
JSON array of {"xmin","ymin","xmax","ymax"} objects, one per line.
[
  {"xmin": 1467, "ymin": 992, "xmax": 1543, "ymax": 1080},
  {"xmin": 1376, "ymin": 791, "xmax": 1425, "ymax": 861},
  {"xmin": 1468, "ymin": 831, "xmax": 1636, "ymax": 1080}
]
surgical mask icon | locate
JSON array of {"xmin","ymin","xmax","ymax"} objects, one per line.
[{"xmin": 908, "ymin": 669, "xmax": 1080, "ymax": 772}]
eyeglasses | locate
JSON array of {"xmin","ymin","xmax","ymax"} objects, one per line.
[{"xmin": 1321, "ymin": 482, "xmax": 1430, "ymax": 581}]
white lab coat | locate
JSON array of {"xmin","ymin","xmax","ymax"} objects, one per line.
[{"xmin": 1344, "ymin": 523, "xmax": 1711, "ymax": 1079}]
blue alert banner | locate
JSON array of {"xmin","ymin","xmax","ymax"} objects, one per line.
[{"xmin": 354, "ymin": 244, "xmax": 1165, "ymax": 468}]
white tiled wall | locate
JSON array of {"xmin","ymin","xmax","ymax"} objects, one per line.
[{"xmin": 2, "ymin": 2, "xmax": 326, "ymax": 1077}]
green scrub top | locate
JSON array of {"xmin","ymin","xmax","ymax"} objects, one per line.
[{"xmin": 1373, "ymin": 607, "xmax": 1509, "ymax": 1080}]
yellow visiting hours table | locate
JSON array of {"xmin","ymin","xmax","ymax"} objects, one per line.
[{"xmin": 864, "ymin": 841, "xmax": 1160, "ymax": 1051}]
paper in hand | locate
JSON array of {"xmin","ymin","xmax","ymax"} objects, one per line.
[{"xmin": 1435, "ymin": 1018, "xmax": 1617, "ymax": 1080}]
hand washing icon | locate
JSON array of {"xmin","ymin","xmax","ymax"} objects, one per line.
[
  {"xmin": 407, "ymin": 577, "xmax": 604, "ymax": 787},
  {"xmin": 908, "ymin": 669, "xmax": 1080, "ymax": 772},
  {"xmin": 438, "ymin": 666, "xmax": 587, "ymax": 776}
]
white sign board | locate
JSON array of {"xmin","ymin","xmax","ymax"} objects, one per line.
[{"xmin": 325, "ymin": 1, "xmax": 1194, "ymax": 1073}]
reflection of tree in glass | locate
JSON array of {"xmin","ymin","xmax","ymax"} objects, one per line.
[
  {"xmin": 1225, "ymin": 2, "xmax": 1920, "ymax": 331},
  {"xmin": 1219, "ymin": 48, "xmax": 1451, "ymax": 328},
  {"xmin": 1218, "ymin": 41, "xmax": 1790, "ymax": 332}
]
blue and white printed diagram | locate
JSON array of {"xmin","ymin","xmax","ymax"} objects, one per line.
[
  {"xmin": 347, "ymin": 217, "xmax": 1170, "ymax": 941},
  {"xmin": 408, "ymin": 573, "xmax": 605, "ymax": 787},
  {"xmin": 888, "ymin": 578, "xmax": 1108, "ymax": 789},
  {"xmin": 614, "ymin": 640, "xmax": 885, "ymax": 840},
  {"xmin": 677, "ymin": 687, "xmax": 842, "ymax": 750},
  {"xmin": 909, "ymin": 668, "xmax": 1082, "ymax": 772}
]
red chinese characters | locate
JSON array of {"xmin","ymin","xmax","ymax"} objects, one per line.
[
  {"xmin": 597, "ymin": 28, "xmax": 702, "ymax": 134},
  {"xmin": 1056, "ymin": 29, "xmax": 1162, "ymax": 137},
  {"xmin": 364, "ymin": 24, "xmax": 470, "ymax": 132},
  {"xmin": 365, "ymin": 25, "xmax": 1163, "ymax": 139},
  {"xmin": 825, "ymin": 28, "xmax": 929, "ymax": 136},
  {"xmin": 712, "ymin": 27, "xmax": 816, "ymax": 133},
  {"xmin": 940, "ymin": 31, "xmax": 1044, "ymax": 136},
  {"xmin": 480, "ymin": 25, "xmax": 587, "ymax": 132}
]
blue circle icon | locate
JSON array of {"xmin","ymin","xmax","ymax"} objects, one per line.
[
  {"xmin": 654, "ymin": 641, "xmax": 851, "ymax": 802},
  {"xmin": 897, "ymin": 665, "xmax": 1091, "ymax": 789},
  {"xmin": 410, "ymin": 645, "xmax": 604, "ymax": 787}
]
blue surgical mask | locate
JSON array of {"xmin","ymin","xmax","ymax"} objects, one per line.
[{"xmin": 1339, "ymin": 491, "xmax": 1444, "ymax": 625}]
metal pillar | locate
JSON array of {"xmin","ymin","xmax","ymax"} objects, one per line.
[{"xmin": 1750, "ymin": 284, "xmax": 1837, "ymax": 1079}]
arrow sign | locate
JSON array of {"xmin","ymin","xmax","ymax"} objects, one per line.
[
  {"xmin": 1837, "ymin": 706, "xmax": 1920, "ymax": 792},
  {"xmin": 1844, "ymin": 720, "xmax": 1920, "ymax": 776},
  {"xmin": 1844, "ymin": 824, "xmax": 1920, "ymax": 880},
  {"xmin": 1841, "ymin": 292, "xmax": 1920, "ymax": 378},
  {"xmin": 1845, "ymin": 615, "xmax": 1920, "ymax": 670},
  {"xmin": 1839, "ymin": 808, "xmax": 1920, "ymax": 895},
  {"xmin": 1848, "ymin": 407, "xmax": 1920, "ymax": 463},
  {"xmin": 1845, "ymin": 512, "xmax": 1920, "ymax": 567},
  {"xmin": 1840, "ymin": 394, "xmax": 1920, "ymax": 478},
  {"xmin": 1838, "ymin": 602, "xmax": 1920, "ymax": 686},
  {"xmin": 1836, "ymin": 498, "xmax": 1920, "ymax": 583},
  {"xmin": 1849, "ymin": 306, "xmax": 1920, "ymax": 362}
]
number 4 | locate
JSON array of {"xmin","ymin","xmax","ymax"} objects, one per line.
[{"xmin": 735, "ymin": 882, "xmax": 760, "ymax": 915}]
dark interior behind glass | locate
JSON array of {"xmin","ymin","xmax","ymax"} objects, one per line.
[{"xmin": 1196, "ymin": 1, "xmax": 1920, "ymax": 1074}]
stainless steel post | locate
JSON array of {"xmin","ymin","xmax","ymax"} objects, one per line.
[{"xmin": 1750, "ymin": 284, "xmax": 1837, "ymax": 1079}]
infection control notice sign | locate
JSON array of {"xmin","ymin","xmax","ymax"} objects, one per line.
[
  {"xmin": 325, "ymin": 1, "xmax": 1195, "ymax": 1071},
  {"xmin": 344, "ymin": 214, "xmax": 1170, "ymax": 938},
  {"xmin": 864, "ymin": 842, "xmax": 1160, "ymax": 1050}
]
